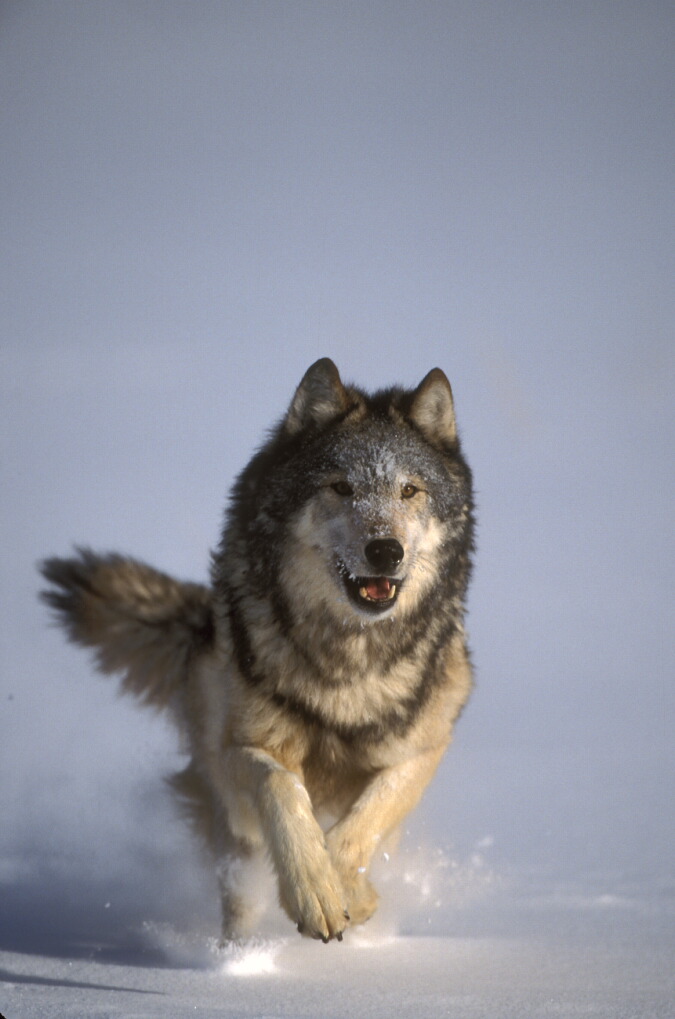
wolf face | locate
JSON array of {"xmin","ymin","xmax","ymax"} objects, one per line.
[
  {"xmin": 284, "ymin": 422, "xmax": 469, "ymax": 624},
  {"xmin": 219, "ymin": 359, "xmax": 473, "ymax": 634}
]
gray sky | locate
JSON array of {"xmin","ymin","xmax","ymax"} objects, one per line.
[{"xmin": 1, "ymin": 1, "xmax": 673, "ymax": 953}]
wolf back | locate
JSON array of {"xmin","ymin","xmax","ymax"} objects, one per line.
[{"xmin": 40, "ymin": 357, "xmax": 475, "ymax": 944}]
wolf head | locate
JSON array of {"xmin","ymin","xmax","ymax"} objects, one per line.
[{"xmin": 218, "ymin": 359, "xmax": 473, "ymax": 632}]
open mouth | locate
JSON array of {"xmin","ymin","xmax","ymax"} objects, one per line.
[{"xmin": 337, "ymin": 562, "xmax": 402, "ymax": 614}]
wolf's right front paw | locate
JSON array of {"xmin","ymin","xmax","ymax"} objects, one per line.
[{"xmin": 279, "ymin": 864, "xmax": 349, "ymax": 943}]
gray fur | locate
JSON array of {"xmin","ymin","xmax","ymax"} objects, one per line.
[{"xmin": 40, "ymin": 358, "xmax": 475, "ymax": 943}]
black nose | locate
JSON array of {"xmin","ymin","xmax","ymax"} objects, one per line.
[{"xmin": 364, "ymin": 539, "xmax": 404, "ymax": 575}]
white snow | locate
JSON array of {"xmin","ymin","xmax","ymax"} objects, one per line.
[
  {"xmin": 1, "ymin": 835, "xmax": 673, "ymax": 1016},
  {"xmin": 1, "ymin": 925, "xmax": 673, "ymax": 1019}
]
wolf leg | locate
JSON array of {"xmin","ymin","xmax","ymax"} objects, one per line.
[
  {"xmin": 325, "ymin": 745, "xmax": 446, "ymax": 923},
  {"xmin": 216, "ymin": 846, "xmax": 261, "ymax": 943},
  {"xmin": 217, "ymin": 747, "xmax": 349, "ymax": 942},
  {"xmin": 169, "ymin": 764, "xmax": 258, "ymax": 942}
]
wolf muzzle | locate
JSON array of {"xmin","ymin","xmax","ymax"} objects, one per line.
[{"xmin": 337, "ymin": 538, "xmax": 405, "ymax": 615}]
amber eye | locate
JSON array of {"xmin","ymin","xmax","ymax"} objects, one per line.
[
  {"xmin": 401, "ymin": 483, "xmax": 419, "ymax": 499},
  {"xmin": 331, "ymin": 480, "xmax": 354, "ymax": 497}
]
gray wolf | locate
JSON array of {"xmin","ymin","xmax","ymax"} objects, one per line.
[{"xmin": 40, "ymin": 358, "xmax": 475, "ymax": 944}]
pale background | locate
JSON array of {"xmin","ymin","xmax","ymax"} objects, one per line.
[{"xmin": 0, "ymin": 1, "xmax": 672, "ymax": 1004}]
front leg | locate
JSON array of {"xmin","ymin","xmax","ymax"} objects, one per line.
[
  {"xmin": 220, "ymin": 747, "xmax": 349, "ymax": 942},
  {"xmin": 325, "ymin": 745, "xmax": 446, "ymax": 924}
]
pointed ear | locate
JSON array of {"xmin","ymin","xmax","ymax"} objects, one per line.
[
  {"xmin": 284, "ymin": 358, "xmax": 349, "ymax": 435},
  {"xmin": 408, "ymin": 368, "xmax": 457, "ymax": 446}
]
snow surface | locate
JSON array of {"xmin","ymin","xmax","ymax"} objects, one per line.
[
  {"xmin": 0, "ymin": 931, "xmax": 672, "ymax": 1019},
  {"xmin": 2, "ymin": 843, "xmax": 674, "ymax": 1019},
  {"xmin": 1, "ymin": 832, "xmax": 673, "ymax": 1017}
]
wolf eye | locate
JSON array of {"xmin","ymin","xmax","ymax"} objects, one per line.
[
  {"xmin": 401, "ymin": 483, "xmax": 419, "ymax": 499},
  {"xmin": 331, "ymin": 481, "xmax": 354, "ymax": 497}
]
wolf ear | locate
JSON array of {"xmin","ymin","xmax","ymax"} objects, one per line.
[
  {"xmin": 408, "ymin": 368, "xmax": 457, "ymax": 446},
  {"xmin": 284, "ymin": 358, "xmax": 349, "ymax": 435}
]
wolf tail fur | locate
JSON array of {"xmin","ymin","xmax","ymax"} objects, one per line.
[{"xmin": 39, "ymin": 548, "xmax": 214, "ymax": 708}]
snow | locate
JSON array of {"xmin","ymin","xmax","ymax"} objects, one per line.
[
  {"xmin": 1, "ymin": 834, "xmax": 673, "ymax": 1016},
  {"xmin": 1, "ymin": 833, "xmax": 673, "ymax": 1016},
  {"xmin": 1, "ymin": 926, "xmax": 673, "ymax": 1018},
  {"xmin": 1, "ymin": 2, "xmax": 674, "ymax": 1016}
]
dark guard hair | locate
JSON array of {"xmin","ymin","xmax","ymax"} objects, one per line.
[{"xmin": 211, "ymin": 358, "xmax": 475, "ymax": 744}]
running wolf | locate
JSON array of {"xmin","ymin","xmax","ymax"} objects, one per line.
[{"xmin": 40, "ymin": 358, "xmax": 475, "ymax": 943}]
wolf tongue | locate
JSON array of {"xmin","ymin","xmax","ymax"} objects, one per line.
[{"xmin": 364, "ymin": 577, "xmax": 392, "ymax": 600}]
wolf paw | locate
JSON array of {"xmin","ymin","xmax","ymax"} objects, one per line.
[
  {"xmin": 279, "ymin": 865, "xmax": 349, "ymax": 943},
  {"xmin": 342, "ymin": 872, "xmax": 379, "ymax": 926},
  {"xmin": 324, "ymin": 831, "xmax": 379, "ymax": 927}
]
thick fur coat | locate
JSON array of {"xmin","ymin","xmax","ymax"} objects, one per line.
[{"xmin": 41, "ymin": 358, "xmax": 474, "ymax": 943}]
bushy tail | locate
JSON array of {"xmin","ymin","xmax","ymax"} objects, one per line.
[{"xmin": 39, "ymin": 548, "xmax": 214, "ymax": 708}]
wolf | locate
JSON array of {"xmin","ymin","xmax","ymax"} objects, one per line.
[{"xmin": 40, "ymin": 358, "xmax": 475, "ymax": 944}]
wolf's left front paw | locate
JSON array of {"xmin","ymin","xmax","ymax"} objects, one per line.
[
  {"xmin": 325, "ymin": 832, "xmax": 379, "ymax": 927},
  {"xmin": 341, "ymin": 871, "xmax": 379, "ymax": 926}
]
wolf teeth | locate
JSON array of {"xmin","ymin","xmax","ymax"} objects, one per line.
[{"xmin": 359, "ymin": 584, "xmax": 397, "ymax": 602}]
